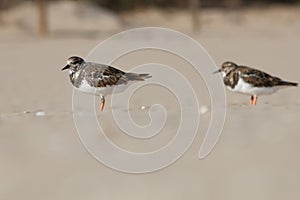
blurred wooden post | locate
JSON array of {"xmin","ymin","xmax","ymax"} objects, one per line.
[
  {"xmin": 0, "ymin": 1, "xmax": 4, "ymax": 25},
  {"xmin": 226, "ymin": 0, "xmax": 242, "ymax": 8},
  {"xmin": 190, "ymin": 0, "xmax": 200, "ymax": 33},
  {"xmin": 36, "ymin": 0, "xmax": 48, "ymax": 36}
]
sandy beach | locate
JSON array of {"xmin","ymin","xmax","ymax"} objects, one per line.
[{"xmin": 0, "ymin": 2, "xmax": 300, "ymax": 199}]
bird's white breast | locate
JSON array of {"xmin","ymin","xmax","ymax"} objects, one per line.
[
  {"xmin": 228, "ymin": 78, "xmax": 280, "ymax": 96},
  {"xmin": 77, "ymin": 79, "xmax": 96, "ymax": 94},
  {"xmin": 76, "ymin": 79, "xmax": 131, "ymax": 96}
]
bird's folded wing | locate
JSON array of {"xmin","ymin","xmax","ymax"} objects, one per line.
[
  {"xmin": 240, "ymin": 67, "xmax": 281, "ymax": 87},
  {"xmin": 83, "ymin": 64, "xmax": 128, "ymax": 88}
]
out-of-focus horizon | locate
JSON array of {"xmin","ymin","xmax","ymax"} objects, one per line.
[{"xmin": 1, "ymin": 0, "xmax": 300, "ymax": 37}]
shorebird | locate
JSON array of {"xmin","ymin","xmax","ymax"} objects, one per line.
[
  {"xmin": 62, "ymin": 56, "xmax": 151, "ymax": 111},
  {"xmin": 214, "ymin": 61, "xmax": 298, "ymax": 105}
]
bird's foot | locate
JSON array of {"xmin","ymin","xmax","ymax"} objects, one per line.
[
  {"xmin": 253, "ymin": 96, "xmax": 258, "ymax": 105},
  {"xmin": 250, "ymin": 95, "xmax": 258, "ymax": 106},
  {"xmin": 100, "ymin": 96, "xmax": 105, "ymax": 111}
]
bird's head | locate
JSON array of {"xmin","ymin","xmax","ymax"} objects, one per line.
[
  {"xmin": 61, "ymin": 56, "xmax": 85, "ymax": 72},
  {"xmin": 213, "ymin": 61, "xmax": 238, "ymax": 77}
]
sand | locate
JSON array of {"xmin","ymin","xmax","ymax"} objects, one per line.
[{"xmin": 0, "ymin": 2, "xmax": 300, "ymax": 200}]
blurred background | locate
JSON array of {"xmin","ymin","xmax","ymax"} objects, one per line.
[
  {"xmin": 0, "ymin": 0, "xmax": 300, "ymax": 37},
  {"xmin": 1, "ymin": 0, "xmax": 300, "ymax": 200}
]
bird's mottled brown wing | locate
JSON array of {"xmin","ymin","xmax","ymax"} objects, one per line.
[
  {"xmin": 239, "ymin": 66, "xmax": 282, "ymax": 87},
  {"xmin": 82, "ymin": 63, "xmax": 128, "ymax": 88}
]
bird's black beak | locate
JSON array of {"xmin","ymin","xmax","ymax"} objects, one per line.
[
  {"xmin": 213, "ymin": 69, "xmax": 221, "ymax": 74},
  {"xmin": 61, "ymin": 65, "xmax": 70, "ymax": 71}
]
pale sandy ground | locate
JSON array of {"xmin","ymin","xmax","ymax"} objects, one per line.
[{"xmin": 1, "ymin": 2, "xmax": 300, "ymax": 200}]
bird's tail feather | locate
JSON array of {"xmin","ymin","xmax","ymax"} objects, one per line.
[
  {"xmin": 279, "ymin": 81, "xmax": 298, "ymax": 87},
  {"xmin": 125, "ymin": 73, "xmax": 152, "ymax": 81}
]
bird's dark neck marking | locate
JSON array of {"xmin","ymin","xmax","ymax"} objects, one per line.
[
  {"xmin": 69, "ymin": 70, "xmax": 83, "ymax": 88},
  {"xmin": 68, "ymin": 62, "xmax": 86, "ymax": 87},
  {"xmin": 69, "ymin": 70, "xmax": 76, "ymax": 85},
  {"xmin": 223, "ymin": 69, "xmax": 239, "ymax": 89}
]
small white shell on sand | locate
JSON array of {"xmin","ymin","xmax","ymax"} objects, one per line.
[
  {"xmin": 35, "ymin": 111, "xmax": 46, "ymax": 116},
  {"xmin": 199, "ymin": 106, "xmax": 209, "ymax": 115},
  {"xmin": 140, "ymin": 106, "xmax": 146, "ymax": 110}
]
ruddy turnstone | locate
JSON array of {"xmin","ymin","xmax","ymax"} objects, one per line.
[
  {"xmin": 62, "ymin": 56, "xmax": 151, "ymax": 111},
  {"xmin": 214, "ymin": 61, "xmax": 298, "ymax": 105}
]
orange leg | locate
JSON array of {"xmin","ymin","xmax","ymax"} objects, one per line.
[
  {"xmin": 100, "ymin": 95, "xmax": 105, "ymax": 111},
  {"xmin": 253, "ymin": 96, "xmax": 258, "ymax": 106}
]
